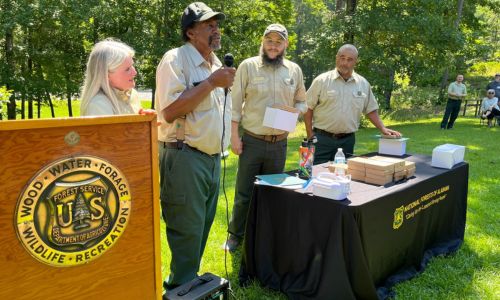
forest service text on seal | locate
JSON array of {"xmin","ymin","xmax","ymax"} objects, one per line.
[{"xmin": 14, "ymin": 156, "xmax": 131, "ymax": 267}]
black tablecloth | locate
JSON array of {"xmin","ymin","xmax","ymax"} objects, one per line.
[{"xmin": 239, "ymin": 154, "xmax": 468, "ymax": 299}]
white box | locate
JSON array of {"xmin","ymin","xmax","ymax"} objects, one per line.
[
  {"xmin": 431, "ymin": 144, "xmax": 465, "ymax": 169},
  {"xmin": 378, "ymin": 138, "xmax": 409, "ymax": 156},
  {"xmin": 262, "ymin": 106, "xmax": 299, "ymax": 132}
]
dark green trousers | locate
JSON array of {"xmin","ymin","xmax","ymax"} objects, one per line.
[
  {"xmin": 313, "ymin": 130, "xmax": 356, "ymax": 165},
  {"xmin": 159, "ymin": 143, "xmax": 220, "ymax": 286},
  {"xmin": 228, "ymin": 134, "xmax": 287, "ymax": 238}
]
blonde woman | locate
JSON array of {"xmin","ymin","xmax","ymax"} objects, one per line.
[{"xmin": 80, "ymin": 39, "xmax": 151, "ymax": 116}]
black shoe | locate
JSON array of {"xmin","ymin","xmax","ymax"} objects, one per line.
[{"xmin": 223, "ymin": 235, "xmax": 241, "ymax": 252}]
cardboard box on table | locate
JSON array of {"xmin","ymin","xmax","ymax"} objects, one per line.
[
  {"xmin": 0, "ymin": 115, "xmax": 162, "ymax": 300},
  {"xmin": 378, "ymin": 137, "xmax": 409, "ymax": 156}
]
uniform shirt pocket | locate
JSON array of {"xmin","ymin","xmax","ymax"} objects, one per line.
[
  {"xmin": 248, "ymin": 76, "xmax": 269, "ymax": 95},
  {"xmin": 283, "ymin": 77, "xmax": 297, "ymax": 99},
  {"xmin": 352, "ymin": 91, "xmax": 367, "ymax": 110}
]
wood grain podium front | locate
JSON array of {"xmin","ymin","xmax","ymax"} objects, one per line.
[{"xmin": 0, "ymin": 115, "xmax": 162, "ymax": 300}]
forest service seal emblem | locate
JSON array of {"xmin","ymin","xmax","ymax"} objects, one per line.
[
  {"xmin": 393, "ymin": 205, "xmax": 404, "ymax": 229},
  {"xmin": 14, "ymin": 156, "xmax": 131, "ymax": 267}
]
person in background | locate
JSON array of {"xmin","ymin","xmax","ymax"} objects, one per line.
[
  {"xmin": 224, "ymin": 24, "xmax": 307, "ymax": 252},
  {"xmin": 304, "ymin": 44, "xmax": 401, "ymax": 164},
  {"xmin": 486, "ymin": 73, "xmax": 500, "ymax": 100},
  {"xmin": 80, "ymin": 39, "xmax": 152, "ymax": 116},
  {"xmin": 440, "ymin": 74, "xmax": 467, "ymax": 130},
  {"xmin": 155, "ymin": 2, "xmax": 235, "ymax": 290},
  {"xmin": 480, "ymin": 89, "xmax": 500, "ymax": 127}
]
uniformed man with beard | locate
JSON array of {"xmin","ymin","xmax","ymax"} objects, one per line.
[
  {"xmin": 224, "ymin": 24, "xmax": 307, "ymax": 251},
  {"xmin": 155, "ymin": 2, "xmax": 235, "ymax": 289}
]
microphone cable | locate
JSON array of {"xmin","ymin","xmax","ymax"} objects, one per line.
[
  {"xmin": 219, "ymin": 56, "xmax": 236, "ymax": 298},
  {"xmin": 220, "ymin": 88, "xmax": 237, "ymax": 299},
  {"xmin": 220, "ymin": 89, "xmax": 230, "ymax": 282}
]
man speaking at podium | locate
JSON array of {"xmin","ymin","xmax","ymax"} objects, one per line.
[{"xmin": 155, "ymin": 2, "xmax": 235, "ymax": 290}]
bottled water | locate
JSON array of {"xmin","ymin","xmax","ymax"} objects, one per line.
[{"xmin": 334, "ymin": 148, "xmax": 346, "ymax": 175}]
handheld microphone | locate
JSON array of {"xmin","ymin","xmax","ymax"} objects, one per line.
[{"xmin": 223, "ymin": 53, "xmax": 234, "ymax": 96}]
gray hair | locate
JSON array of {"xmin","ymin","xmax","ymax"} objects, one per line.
[
  {"xmin": 336, "ymin": 44, "xmax": 358, "ymax": 58},
  {"xmin": 80, "ymin": 39, "xmax": 135, "ymax": 115}
]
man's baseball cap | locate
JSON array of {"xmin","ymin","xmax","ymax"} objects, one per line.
[
  {"xmin": 181, "ymin": 2, "xmax": 225, "ymax": 30},
  {"xmin": 263, "ymin": 24, "xmax": 288, "ymax": 40}
]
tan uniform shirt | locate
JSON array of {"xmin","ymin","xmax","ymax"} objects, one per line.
[
  {"xmin": 155, "ymin": 43, "xmax": 231, "ymax": 155},
  {"xmin": 83, "ymin": 89, "xmax": 141, "ymax": 116},
  {"xmin": 306, "ymin": 69, "xmax": 379, "ymax": 134},
  {"xmin": 232, "ymin": 56, "xmax": 306, "ymax": 135}
]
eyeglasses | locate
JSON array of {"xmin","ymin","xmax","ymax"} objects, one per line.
[{"xmin": 488, "ymin": 92, "xmax": 495, "ymax": 94}]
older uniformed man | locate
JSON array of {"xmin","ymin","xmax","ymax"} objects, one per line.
[
  {"xmin": 224, "ymin": 24, "xmax": 307, "ymax": 251},
  {"xmin": 304, "ymin": 44, "xmax": 401, "ymax": 164},
  {"xmin": 155, "ymin": 1, "xmax": 235, "ymax": 289}
]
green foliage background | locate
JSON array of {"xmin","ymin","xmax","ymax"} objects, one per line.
[{"xmin": 1, "ymin": 0, "xmax": 499, "ymax": 120}]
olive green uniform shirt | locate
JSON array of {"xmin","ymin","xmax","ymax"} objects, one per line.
[
  {"xmin": 306, "ymin": 69, "xmax": 379, "ymax": 134},
  {"xmin": 155, "ymin": 43, "xmax": 231, "ymax": 155},
  {"xmin": 232, "ymin": 56, "xmax": 306, "ymax": 135}
]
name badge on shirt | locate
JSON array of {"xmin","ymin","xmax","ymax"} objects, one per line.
[
  {"xmin": 251, "ymin": 77, "xmax": 266, "ymax": 84},
  {"xmin": 327, "ymin": 90, "xmax": 338, "ymax": 97}
]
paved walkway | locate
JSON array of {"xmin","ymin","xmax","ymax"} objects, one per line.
[{"xmin": 137, "ymin": 89, "xmax": 153, "ymax": 101}]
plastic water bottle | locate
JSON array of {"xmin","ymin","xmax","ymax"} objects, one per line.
[{"xmin": 334, "ymin": 148, "xmax": 346, "ymax": 175}]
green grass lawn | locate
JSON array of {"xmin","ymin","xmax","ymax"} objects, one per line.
[{"xmin": 12, "ymin": 100, "xmax": 500, "ymax": 299}]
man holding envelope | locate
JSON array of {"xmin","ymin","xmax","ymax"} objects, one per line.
[{"xmin": 225, "ymin": 24, "xmax": 307, "ymax": 251}]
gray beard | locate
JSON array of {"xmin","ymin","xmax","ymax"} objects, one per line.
[{"xmin": 209, "ymin": 36, "xmax": 221, "ymax": 51}]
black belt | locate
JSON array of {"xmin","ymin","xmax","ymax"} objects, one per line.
[
  {"xmin": 314, "ymin": 128, "xmax": 354, "ymax": 139},
  {"xmin": 448, "ymin": 98, "xmax": 461, "ymax": 101},
  {"xmin": 162, "ymin": 141, "xmax": 219, "ymax": 157},
  {"xmin": 243, "ymin": 130, "xmax": 288, "ymax": 143}
]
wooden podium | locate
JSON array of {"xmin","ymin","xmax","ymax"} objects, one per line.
[{"xmin": 0, "ymin": 115, "xmax": 162, "ymax": 299}]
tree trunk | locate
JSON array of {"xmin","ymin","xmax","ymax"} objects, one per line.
[
  {"xmin": 46, "ymin": 90, "xmax": 55, "ymax": 118},
  {"xmin": 336, "ymin": 0, "xmax": 345, "ymax": 12},
  {"xmin": 37, "ymin": 97, "xmax": 41, "ymax": 118},
  {"xmin": 67, "ymin": 92, "xmax": 73, "ymax": 117},
  {"xmin": 439, "ymin": 0, "xmax": 464, "ymax": 104},
  {"xmin": 439, "ymin": 69, "xmax": 450, "ymax": 104},
  {"xmin": 27, "ymin": 45, "xmax": 34, "ymax": 119},
  {"xmin": 343, "ymin": 0, "xmax": 357, "ymax": 44},
  {"xmin": 66, "ymin": 71, "xmax": 73, "ymax": 117},
  {"xmin": 28, "ymin": 96, "xmax": 34, "ymax": 119},
  {"xmin": 151, "ymin": 87, "xmax": 156, "ymax": 109},
  {"xmin": 21, "ymin": 93, "xmax": 25, "ymax": 119},
  {"xmin": 384, "ymin": 69, "xmax": 395, "ymax": 109},
  {"xmin": 5, "ymin": 26, "xmax": 16, "ymax": 119}
]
